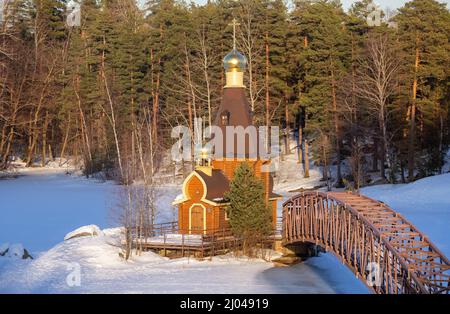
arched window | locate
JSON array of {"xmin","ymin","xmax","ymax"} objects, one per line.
[{"xmin": 221, "ymin": 110, "xmax": 230, "ymax": 126}]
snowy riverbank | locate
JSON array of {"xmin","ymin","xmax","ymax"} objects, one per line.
[
  {"xmin": 0, "ymin": 166, "xmax": 448, "ymax": 293},
  {"xmin": 0, "ymin": 227, "xmax": 368, "ymax": 294}
]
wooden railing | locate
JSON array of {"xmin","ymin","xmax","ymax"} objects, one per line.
[
  {"xmin": 148, "ymin": 221, "xmax": 179, "ymax": 236},
  {"xmin": 132, "ymin": 222, "xmax": 280, "ymax": 258}
]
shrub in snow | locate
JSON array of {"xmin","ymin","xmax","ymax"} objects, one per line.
[
  {"xmin": 0, "ymin": 243, "xmax": 33, "ymax": 259},
  {"xmin": 0, "ymin": 243, "xmax": 9, "ymax": 256},
  {"xmin": 64, "ymin": 225, "xmax": 104, "ymax": 241}
]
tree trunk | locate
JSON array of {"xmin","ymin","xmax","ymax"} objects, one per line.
[
  {"xmin": 331, "ymin": 67, "xmax": 342, "ymax": 187},
  {"xmin": 41, "ymin": 110, "xmax": 49, "ymax": 167},
  {"xmin": 1, "ymin": 126, "xmax": 14, "ymax": 168},
  {"xmin": 1, "ymin": 100, "xmax": 18, "ymax": 168},
  {"xmin": 408, "ymin": 40, "xmax": 419, "ymax": 182},
  {"xmin": 400, "ymin": 161, "xmax": 406, "ymax": 183},
  {"xmin": 265, "ymin": 32, "xmax": 270, "ymax": 150},
  {"xmin": 74, "ymin": 77, "xmax": 92, "ymax": 173},
  {"xmin": 60, "ymin": 113, "xmax": 71, "ymax": 165},
  {"xmin": 150, "ymin": 46, "xmax": 161, "ymax": 151},
  {"xmin": 0, "ymin": 125, "xmax": 7, "ymax": 158},
  {"xmin": 101, "ymin": 34, "xmax": 123, "ymax": 179},
  {"xmin": 297, "ymin": 125, "xmax": 303, "ymax": 165},
  {"xmin": 26, "ymin": 109, "xmax": 40, "ymax": 167},
  {"xmin": 372, "ymin": 137, "xmax": 379, "ymax": 172},
  {"xmin": 350, "ymin": 33, "xmax": 360, "ymax": 188},
  {"xmin": 284, "ymin": 103, "xmax": 290, "ymax": 155},
  {"xmin": 102, "ymin": 68, "xmax": 123, "ymax": 179},
  {"xmin": 304, "ymin": 140, "xmax": 310, "ymax": 178},
  {"xmin": 379, "ymin": 123, "xmax": 386, "ymax": 180},
  {"xmin": 438, "ymin": 112, "xmax": 444, "ymax": 174},
  {"xmin": 199, "ymin": 29, "xmax": 212, "ymax": 128}
]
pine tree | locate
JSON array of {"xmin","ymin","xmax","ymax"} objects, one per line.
[
  {"xmin": 145, "ymin": 0, "xmax": 192, "ymax": 147},
  {"xmin": 395, "ymin": 0, "xmax": 450, "ymax": 179},
  {"xmin": 289, "ymin": 0, "xmax": 351, "ymax": 186},
  {"xmin": 1, "ymin": 0, "xmax": 448, "ymax": 187},
  {"xmin": 225, "ymin": 162, "xmax": 272, "ymax": 253},
  {"xmin": 342, "ymin": 3, "xmax": 370, "ymax": 187}
]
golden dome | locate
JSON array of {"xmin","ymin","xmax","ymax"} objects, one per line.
[{"xmin": 223, "ymin": 49, "xmax": 247, "ymax": 72}]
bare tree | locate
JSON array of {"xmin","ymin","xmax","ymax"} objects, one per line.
[
  {"xmin": 356, "ymin": 34, "xmax": 399, "ymax": 181},
  {"xmin": 99, "ymin": 34, "xmax": 124, "ymax": 180},
  {"xmin": 313, "ymin": 130, "xmax": 332, "ymax": 190},
  {"xmin": 112, "ymin": 159, "xmax": 158, "ymax": 260},
  {"xmin": 195, "ymin": 25, "xmax": 215, "ymax": 129},
  {"xmin": 237, "ymin": 1, "xmax": 264, "ymax": 114}
]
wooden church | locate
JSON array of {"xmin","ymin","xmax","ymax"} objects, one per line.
[{"xmin": 173, "ymin": 24, "xmax": 281, "ymax": 234}]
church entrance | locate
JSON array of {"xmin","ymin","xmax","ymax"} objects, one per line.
[{"xmin": 190, "ymin": 205, "xmax": 205, "ymax": 234}]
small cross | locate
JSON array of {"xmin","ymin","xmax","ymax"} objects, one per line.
[{"xmin": 228, "ymin": 18, "xmax": 240, "ymax": 50}]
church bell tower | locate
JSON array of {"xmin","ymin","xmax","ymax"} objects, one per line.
[
  {"xmin": 173, "ymin": 18, "xmax": 281, "ymax": 234},
  {"xmin": 223, "ymin": 18, "xmax": 247, "ymax": 88}
]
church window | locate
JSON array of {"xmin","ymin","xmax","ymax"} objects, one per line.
[{"xmin": 221, "ymin": 111, "xmax": 230, "ymax": 126}]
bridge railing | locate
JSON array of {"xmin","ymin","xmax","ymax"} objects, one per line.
[{"xmin": 282, "ymin": 191, "xmax": 449, "ymax": 294}]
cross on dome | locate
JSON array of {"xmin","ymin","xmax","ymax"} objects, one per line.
[
  {"xmin": 229, "ymin": 18, "xmax": 240, "ymax": 50},
  {"xmin": 223, "ymin": 18, "xmax": 247, "ymax": 74}
]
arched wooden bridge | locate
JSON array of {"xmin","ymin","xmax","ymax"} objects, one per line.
[{"xmin": 282, "ymin": 192, "xmax": 450, "ymax": 294}]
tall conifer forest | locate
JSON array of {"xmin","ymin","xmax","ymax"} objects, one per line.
[{"xmin": 1, "ymin": 0, "xmax": 449, "ymax": 186}]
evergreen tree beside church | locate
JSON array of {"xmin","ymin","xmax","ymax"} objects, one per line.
[{"xmin": 225, "ymin": 163, "xmax": 272, "ymax": 242}]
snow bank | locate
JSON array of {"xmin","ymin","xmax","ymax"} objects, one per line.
[
  {"xmin": 64, "ymin": 225, "xmax": 104, "ymax": 241},
  {"xmin": 9, "ymin": 244, "xmax": 26, "ymax": 259}
]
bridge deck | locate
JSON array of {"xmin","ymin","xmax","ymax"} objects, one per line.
[{"xmin": 283, "ymin": 191, "xmax": 450, "ymax": 294}]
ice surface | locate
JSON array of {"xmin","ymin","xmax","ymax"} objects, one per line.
[{"xmin": 0, "ymin": 168, "xmax": 179, "ymax": 253}]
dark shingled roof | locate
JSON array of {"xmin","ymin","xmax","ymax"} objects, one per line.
[
  {"xmin": 212, "ymin": 87, "xmax": 261, "ymax": 159},
  {"xmin": 213, "ymin": 87, "xmax": 252, "ymax": 127},
  {"xmin": 195, "ymin": 168, "xmax": 281, "ymax": 202},
  {"xmin": 195, "ymin": 169, "xmax": 230, "ymax": 202}
]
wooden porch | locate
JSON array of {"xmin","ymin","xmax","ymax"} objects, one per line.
[{"xmin": 130, "ymin": 219, "xmax": 282, "ymax": 258}]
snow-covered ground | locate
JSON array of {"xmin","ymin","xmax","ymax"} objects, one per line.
[
  {"xmin": 0, "ymin": 228, "xmax": 368, "ymax": 293},
  {"xmin": 273, "ymin": 154, "xmax": 324, "ymax": 192},
  {"xmin": 0, "ymin": 157, "xmax": 448, "ymax": 294}
]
